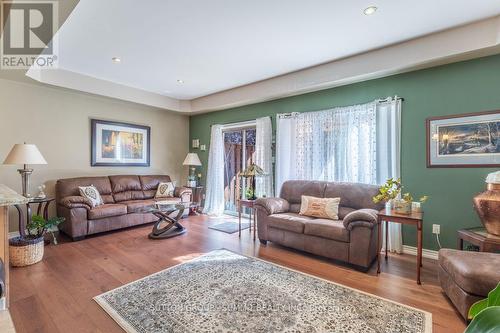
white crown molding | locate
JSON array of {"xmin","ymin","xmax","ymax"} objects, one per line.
[
  {"xmin": 25, "ymin": 68, "xmax": 190, "ymax": 112},
  {"xmin": 24, "ymin": 16, "xmax": 500, "ymax": 114}
]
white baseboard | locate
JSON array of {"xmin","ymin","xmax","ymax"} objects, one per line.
[{"xmin": 402, "ymin": 245, "xmax": 439, "ymax": 260}]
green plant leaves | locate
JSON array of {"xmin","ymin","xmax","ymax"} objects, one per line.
[
  {"xmin": 465, "ymin": 306, "xmax": 500, "ymax": 333},
  {"xmin": 469, "ymin": 299, "xmax": 489, "ymax": 319},
  {"xmin": 469, "ymin": 283, "xmax": 500, "ymax": 320}
]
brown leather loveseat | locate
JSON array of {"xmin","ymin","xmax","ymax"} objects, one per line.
[
  {"xmin": 255, "ymin": 180, "xmax": 383, "ymax": 270},
  {"xmin": 55, "ymin": 175, "xmax": 191, "ymax": 240}
]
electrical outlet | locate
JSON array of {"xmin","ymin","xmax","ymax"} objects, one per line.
[{"xmin": 432, "ymin": 224, "xmax": 441, "ymax": 235}]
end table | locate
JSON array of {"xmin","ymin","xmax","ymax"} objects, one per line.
[
  {"xmin": 186, "ymin": 186, "xmax": 204, "ymax": 215},
  {"xmin": 14, "ymin": 197, "xmax": 55, "ymax": 238},
  {"xmin": 377, "ymin": 209, "xmax": 424, "ymax": 284},
  {"xmin": 238, "ymin": 199, "xmax": 256, "ymax": 240},
  {"xmin": 457, "ymin": 227, "xmax": 500, "ymax": 252}
]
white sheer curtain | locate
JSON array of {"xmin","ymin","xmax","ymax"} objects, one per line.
[
  {"xmin": 203, "ymin": 124, "xmax": 225, "ymax": 216},
  {"xmin": 377, "ymin": 98, "xmax": 403, "ymax": 253},
  {"xmin": 275, "ymin": 98, "xmax": 402, "ymax": 251},
  {"xmin": 255, "ymin": 116, "xmax": 274, "ymax": 198},
  {"xmin": 276, "ymin": 102, "xmax": 377, "ymax": 186}
]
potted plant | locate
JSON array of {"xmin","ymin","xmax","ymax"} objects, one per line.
[
  {"xmin": 465, "ymin": 283, "xmax": 500, "ymax": 333},
  {"xmin": 373, "ymin": 178, "xmax": 428, "ymax": 214},
  {"xmin": 373, "ymin": 178, "xmax": 402, "ymax": 212},
  {"xmin": 9, "ymin": 214, "xmax": 64, "ymax": 267}
]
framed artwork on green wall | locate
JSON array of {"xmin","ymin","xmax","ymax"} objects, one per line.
[{"xmin": 426, "ymin": 110, "xmax": 500, "ymax": 167}]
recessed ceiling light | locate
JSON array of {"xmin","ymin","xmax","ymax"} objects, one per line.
[
  {"xmin": 363, "ymin": 6, "xmax": 377, "ymax": 15},
  {"xmin": 177, "ymin": 79, "xmax": 184, "ymax": 84},
  {"xmin": 111, "ymin": 57, "xmax": 121, "ymax": 63}
]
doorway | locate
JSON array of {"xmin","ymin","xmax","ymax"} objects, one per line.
[{"xmin": 223, "ymin": 126, "xmax": 256, "ymax": 215}]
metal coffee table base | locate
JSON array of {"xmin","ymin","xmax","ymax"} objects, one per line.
[{"xmin": 148, "ymin": 208, "xmax": 187, "ymax": 239}]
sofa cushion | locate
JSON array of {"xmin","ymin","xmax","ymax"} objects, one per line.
[
  {"xmin": 438, "ymin": 248, "xmax": 500, "ymax": 296},
  {"xmin": 139, "ymin": 175, "xmax": 172, "ymax": 191},
  {"xmin": 324, "ymin": 182, "xmax": 383, "ymax": 211},
  {"xmin": 280, "ymin": 181, "xmax": 327, "ymax": 204},
  {"xmin": 121, "ymin": 200, "xmax": 156, "ymax": 213},
  {"xmin": 267, "ymin": 213, "xmax": 315, "ymax": 233},
  {"xmin": 304, "ymin": 219, "xmax": 349, "ymax": 242},
  {"xmin": 88, "ymin": 204, "xmax": 127, "ymax": 220},
  {"xmin": 299, "ymin": 195, "xmax": 340, "ymax": 219},
  {"xmin": 55, "ymin": 176, "xmax": 112, "ymax": 204},
  {"xmin": 109, "ymin": 175, "xmax": 145, "ymax": 202}
]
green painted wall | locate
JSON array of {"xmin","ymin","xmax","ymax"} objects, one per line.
[{"xmin": 190, "ymin": 54, "xmax": 500, "ymax": 251}]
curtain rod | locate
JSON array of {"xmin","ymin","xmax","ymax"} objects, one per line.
[
  {"xmin": 209, "ymin": 118, "xmax": 258, "ymax": 128},
  {"xmin": 278, "ymin": 95, "xmax": 404, "ymax": 118}
]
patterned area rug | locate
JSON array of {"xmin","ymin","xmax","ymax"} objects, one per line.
[
  {"xmin": 208, "ymin": 222, "xmax": 250, "ymax": 233},
  {"xmin": 95, "ymin": 250, "xmax": 432, "ymax": 333}
]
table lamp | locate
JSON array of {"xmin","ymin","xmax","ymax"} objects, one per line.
[
  {"xmin": 239, "ymin": 163, "xmax": 266, "ymax": 200},
  {"xmin": 183, "ymin": 153, "xmax": 202, "ymax": 187},
  {"xmin": 3, "ymin": 143, "xmax": 47, "ymax": 198}
]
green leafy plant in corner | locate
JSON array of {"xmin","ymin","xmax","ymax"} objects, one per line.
[
  {"xmin": 27, "ymin": 215, "xmax": 65, "ymax": 245},
  {"xmin": 465, "ymin": 282, "xmax": 500, "ymax": 333}
]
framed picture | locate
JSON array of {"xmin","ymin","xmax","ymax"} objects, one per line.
[
  {"xmin": 91, "ymin": 119, "xmax": 150, "ymax": 166},
  {"xmin": 426, "ymin": 110, "xmax": 500, "ymax": 167}
]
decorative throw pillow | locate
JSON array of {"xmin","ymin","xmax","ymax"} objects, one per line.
[
  {"xmin": 155, "ymin": 181, "xmax": 176, "ymax": 198},
  {"xmin": 299, "ymin": 195, "xmax": 340, "ymax": 220},
  {"xmin": 78, "ymin": 185, "xmax": 103, "ymax": 207}
]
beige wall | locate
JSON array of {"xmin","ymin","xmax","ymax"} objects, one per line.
[{"xmin": 0, "ymin": 78, "xmax": 189, "ymax": 232}]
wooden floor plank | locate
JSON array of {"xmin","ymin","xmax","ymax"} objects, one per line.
[{"xmin": 10, "ymin": 215, "xmax": 465, "ymax": 333}]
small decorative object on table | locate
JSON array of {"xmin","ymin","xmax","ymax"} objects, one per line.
[
  {"xmin": 473, "ymin": 171, "xmax": 500, "ymax": 236},
  {"xmin": 9, "ymin": 215, "xmax": 64, "ymax": 267},
  {"xmin": 35, "ymin": 184, "xmax": 46, "ymax": 199}
]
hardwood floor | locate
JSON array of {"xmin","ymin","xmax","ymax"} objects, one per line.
[{"xmin": 10, "ymin": 215, "xmax": 465, "ymax": 333}]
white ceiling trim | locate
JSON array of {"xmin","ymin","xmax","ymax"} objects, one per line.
[{"xmin": 26, "ymin": 16, "xmax": 500, "ymax": 114}]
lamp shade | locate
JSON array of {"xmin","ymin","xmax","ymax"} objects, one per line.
[
  {"xmin": 3, "ymin": 144, "xmax": 47, "ymax": 165},
  {"xmin": 183, "ymin": 153, "xmax": 202, "ymax": 166}
]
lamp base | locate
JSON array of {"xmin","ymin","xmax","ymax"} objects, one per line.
[{"xmin": 17, "ymin": 167, "xmax": 33, "ymax": 198}]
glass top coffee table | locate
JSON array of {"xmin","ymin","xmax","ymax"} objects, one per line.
[{"xmin": 134, "ymin": 201, "xmax": 194, "ymax": 239}]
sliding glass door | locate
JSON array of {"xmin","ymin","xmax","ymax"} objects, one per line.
[{"xmin": 223, "ymin": 127, "xmax": 256, "ymax": 215}]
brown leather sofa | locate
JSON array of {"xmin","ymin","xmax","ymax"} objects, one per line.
[
  {"xmin": 255, "ymin": 180, "xmax": 383, "ymax": 270},
  {"xmin": 55, "ymin": 175, "xmax": 191, "ymax": 240},
  {"xmin": 438, "ymin": 248, "xmax": 500, "ymax": 320}
]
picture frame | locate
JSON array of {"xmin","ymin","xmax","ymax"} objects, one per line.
[
  {"xmin": 91, "ymin": 119, "xmax": 151, "ymax": 166},
  {"xmin": 426, "ymin": 110, "xmax": 500, "ymax": 168}
]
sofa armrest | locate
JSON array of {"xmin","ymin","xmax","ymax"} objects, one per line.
[
  {"xmin": 343, "ymin": 208, "xmax": 378, "ymax": 230},
  {"xmin": 59, "ymin": 196, "xmax": 92, "ymax": 210},
  {"xmin": 255, "ymin": 197, "xmax": 290, "ymax": 215},
  {"xmin": 174, "ymin": 187, "xmax": 192, "ymax": 201}
]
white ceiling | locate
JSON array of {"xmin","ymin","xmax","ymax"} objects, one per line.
[{"xmin": 51, "ymin": 0, "xmax": 500, "ymax": 100}]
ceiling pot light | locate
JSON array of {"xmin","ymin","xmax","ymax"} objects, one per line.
[
  {"xmin": 111, "ymin": 57, "xmax": 121, "ymax": 63},
  {"xmin": 177, "ymin": 79, "xmax": 184, "ymax": 84},
  {"xmin": 363, "ymin": 6, "xmax": 377, "ymax": 15}
]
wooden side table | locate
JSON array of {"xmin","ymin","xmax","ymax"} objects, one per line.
[
  {"xmin": 186, "ymin": 186, "xmax": 204, "ymax": 215},
  {"xmin": 14, "ymin": 197, "xmax": 55, "ymax": 238},
  {"xmin": 377, "ymin": 209, "xmax": 424, "ymax": 284},
  {"xmin": 238, "ymin": 199, "xmax": 256, "ymax": 240},
  {"xmin": 457, "ymin": 227, "xmax": 500, "ymax": 252}
]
